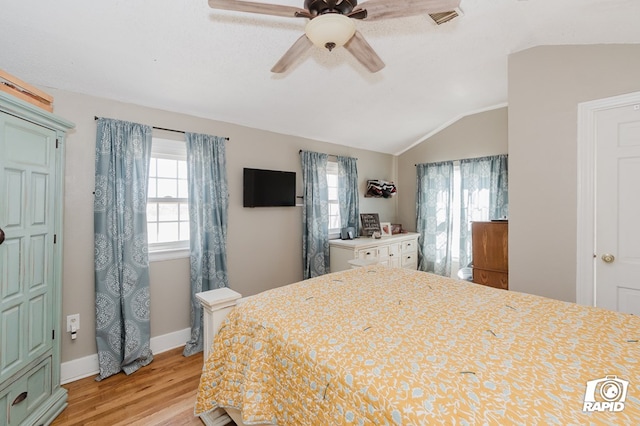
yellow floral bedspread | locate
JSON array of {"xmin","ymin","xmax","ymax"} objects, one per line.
[{"xmin": 195, "ymin": 266, "xmax": 640, "ymax": 425}]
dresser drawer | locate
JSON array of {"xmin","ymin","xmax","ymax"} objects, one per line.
[
  {"xmin": 402, "ymin": 253, "xmax": 417, "ymax": 269},
  {"xmin": 472, "ymin": 269, "xmax": 508, "ymax": 290},
  {"xmin": 0, "ymin": 356, "xmax": 52, "ymax": 425},
  {"xmin": 357, "ymin": 248, "xmax": 378, "ymax": 260},
  {"xmin": 402, "ymin": 239, "xmax": 417, "ymax": 253}
]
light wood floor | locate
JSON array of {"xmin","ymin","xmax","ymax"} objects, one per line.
[{"xmin": 52, "ymin": 347, "xmax": 205, "ymax": 426}]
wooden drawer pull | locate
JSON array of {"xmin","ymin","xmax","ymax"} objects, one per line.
[{"xmin": 12, "ymin": 391, "xmax": 27, "ymax": 406}]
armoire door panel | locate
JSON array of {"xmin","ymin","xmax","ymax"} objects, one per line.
[
  {"xmin": 4, "ymin": 121, "xmax": 50, "ymax": 167},
  {"xmin": 4, "ymin": 169, "xmax": 24, "ymax": 228},
  {"xmin": 29, "ymin": 173, "xmax": 48, "ymax": 226},
  {"xmin": 1, "ymin": 237, "xmax": 22, "ymax": 299},
  {"xmin": 28, "ymin": 293, "xmax": 48, "ymax": 356},
  {"xmin": 29, "ymin": 234, "xmax": 47, "ymax": 289},
  {"xmin": 1, "ymin": 304, "xmax": 23, "ymax": 377}
]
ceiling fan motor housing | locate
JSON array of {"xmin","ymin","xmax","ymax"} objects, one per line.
[{"xmin": 304, "ymin": 0, "xmax": 357, "ymax": 16}]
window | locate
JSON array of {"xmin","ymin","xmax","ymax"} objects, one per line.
[
  {"xmin": 147, "ymin": 137, "xmax": 189, "ymax": 260},
  {"xmin": 326, "ymin": 161, "xmax": 341, "ymax": 236},
  {"xmin": 451, "ymin": 163, "xmax": 462, "ymax": 262},
  {"xmin": 451, "ymin": 160, "xmax": 492, "ymax": 268}
]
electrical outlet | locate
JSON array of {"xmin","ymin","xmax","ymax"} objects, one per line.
[{"xmin": 66, "ymin": 314, "xmax": 80, "ymax": 332}]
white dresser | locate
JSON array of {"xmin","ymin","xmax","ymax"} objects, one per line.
[{"xmin": 329, "ymin": 232, "xmax": 420, "ymax": 272}]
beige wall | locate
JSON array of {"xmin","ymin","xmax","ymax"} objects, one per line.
[
  {"xmin": 55, "ymin": 43, "xmax": 640, "ymax": 366},
  {"xmin": 508, "ymin": 44, "xmax": 640, "ymax": 302},
  {"xmin": 396, "ymin": 107, "xmax": 509, "ymax": 232},
  {"xmin": 53, "ymin": 89, "xmax": 396, "ymax": 363}
]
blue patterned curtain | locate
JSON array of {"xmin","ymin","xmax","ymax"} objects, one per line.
[
  {"xmin": 183, "ymin": 132, "xmax": 229, "ymax": 357},
  {"xmin": 301, "ymin": 150, "xmax": 329, "ymax": 279},
  {"xmin": 337, "ymin": 156, "xmax": 359, "ymax": 235},
  {"xmin": 416, "ymin": 161, "xmax": 454, "ymax": 276},
  {"xmin": 94, "ymin": 118, "xmax": 153, "ymax": 380},
  {"xmin": 458, "ymin": 154, "xmax": 509, "ymax": 268}
]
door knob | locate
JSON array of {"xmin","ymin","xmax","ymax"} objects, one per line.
[{"xmin": 601, "ymin": 254, "xmax": 615, "ymax": 263}]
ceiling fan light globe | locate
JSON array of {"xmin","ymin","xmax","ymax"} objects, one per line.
[{"xmin": 305, "ymin": 14, "xmax": 355, "ymax": 50}]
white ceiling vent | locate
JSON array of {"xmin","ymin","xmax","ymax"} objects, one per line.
[{"xmin": 429, "ymin": 8, "xmax": 463, "ymax": 25}]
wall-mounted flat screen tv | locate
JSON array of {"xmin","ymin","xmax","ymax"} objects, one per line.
[{"xmin": 243, "ymin": 168, "xmax": 296, "ymax": 207}]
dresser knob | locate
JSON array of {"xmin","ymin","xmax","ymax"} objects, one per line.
[{"xmin": 12, "ymin": 391, "xmax": 27, "ymax": 406}]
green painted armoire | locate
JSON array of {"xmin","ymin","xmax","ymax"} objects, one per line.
[{"xmin": 0, "ymin": 91, "xmax": 73, "ymax": 425}]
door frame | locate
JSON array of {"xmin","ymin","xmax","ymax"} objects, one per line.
[{"xmin": 576, "ymin": 90, "xmax": 640, "ymax": 306}]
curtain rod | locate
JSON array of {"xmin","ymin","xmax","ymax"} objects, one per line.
[
  {"xmin": 298, "ymin": 149, "xmax": 357, "ymax": 160},
  {"xmin": 415, "ymin": 154, "xmax": 507, "ymax": 166},
  {"xmin": 94, "ymin": 116, "xmax": 229, "ymax": 141}
]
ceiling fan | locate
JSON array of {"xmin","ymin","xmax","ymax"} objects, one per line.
[{"xmin": 209, "ymin": 0, "xmax": 460, "ymax": 73}]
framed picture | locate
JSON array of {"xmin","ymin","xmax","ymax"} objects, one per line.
[
  {"xmin": 360, "ymin": 213, "xmax": 381, "ymax": 237},
  {"xmin": 391, "ymin": 224, "xmax": 403, "ymax": 235},
  {"xmin": 380, "ymin": 222, "xmax": 391, "ymax": 236}
]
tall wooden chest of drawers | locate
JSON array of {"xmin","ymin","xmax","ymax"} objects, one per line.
[{"xmin": 471, "ymin": 221, "xmax": 508, "ymax": 290}]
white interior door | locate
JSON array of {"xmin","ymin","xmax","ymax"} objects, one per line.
[{"xmin": 595, "ymin": 102, "xmax": 640, "ymax": 314}]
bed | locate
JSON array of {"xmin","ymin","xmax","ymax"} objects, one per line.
[{"xmin": 194, "ymin": 266, "xmax": 640, "ymax": 425}]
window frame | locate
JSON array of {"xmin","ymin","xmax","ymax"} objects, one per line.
[{"xmin": 147, "ymin": 137, "xmax": 190, "ymax": 262}]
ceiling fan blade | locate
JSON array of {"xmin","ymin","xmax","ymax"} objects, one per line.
[
  {"xmin": 209, "ymin": 0, "xmax": 311, "ymax": 19},
  {"xmin": 353, "ymin": 0, "xmax": 460, "ymax": 21},
  {"xmin": 343, "ymin": 31, "xmax": 385, "ymax": 73},
  {"xmin": 271, "ymin": 34, "xmax": 314, "ymax": 73}
]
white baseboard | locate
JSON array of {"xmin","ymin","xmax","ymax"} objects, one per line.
[
  {"xmin": 149, "ymin": 327, "xmax": 192, "ymax": 354},
  {"xmin": 60, "ymin": 327, "xmax": 191, "ymax": 384},
  {"xmin": 60, "ymin": 353, "xmax": 99, "ymax": 385}
]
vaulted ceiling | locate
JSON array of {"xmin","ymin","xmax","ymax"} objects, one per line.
[{"xmin": 1, "ymin": 0, "xmax": 639, "ymax": 154}]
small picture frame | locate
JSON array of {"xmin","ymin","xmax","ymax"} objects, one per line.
[
  {"xmin": 391, "ymin": 224, "xmax": 403, "ymax": 235},
  {"xmin": 360, "ymin": 213, "xmax": 381, "ymax": 237},
  {"xmin": 380, "ymin": 222, "xmax": 391, "ymax": 236}
]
